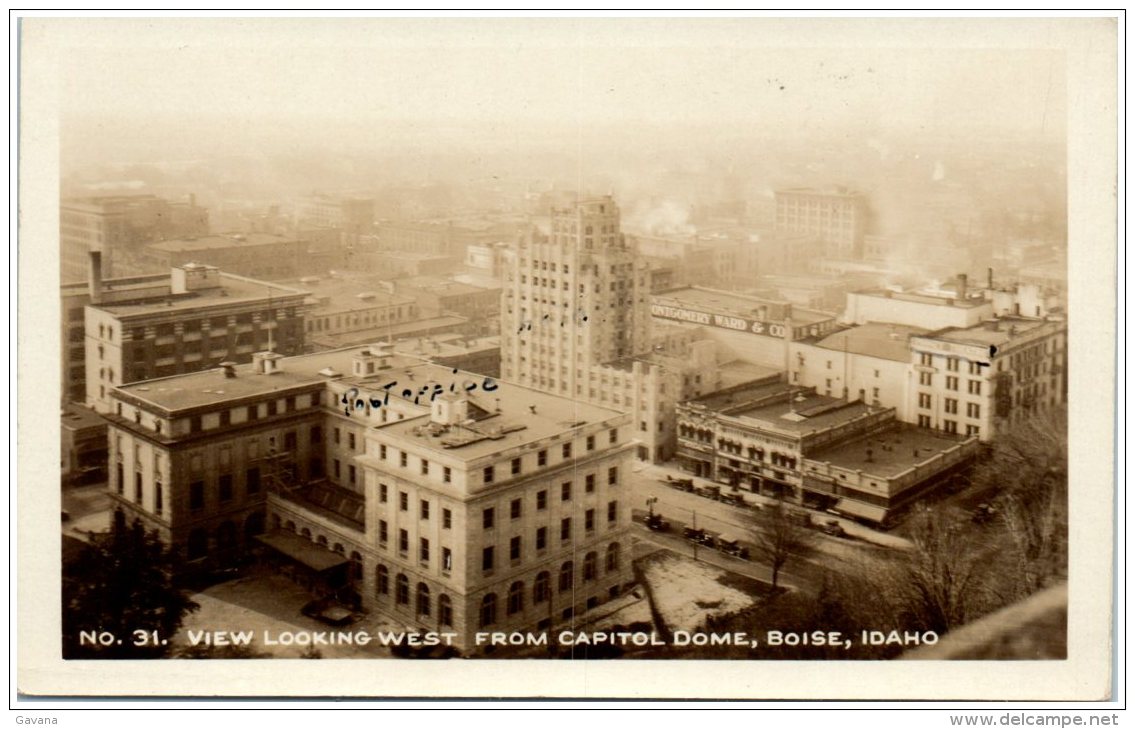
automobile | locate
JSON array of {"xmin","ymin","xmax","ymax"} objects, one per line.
[
  {"xmin": 819, "ymin": 519, "xmax": 847, "ymax": 537},
  {"xmin": 302, "ymin": 598, "xmax": 358, "ymax": 627},
  {"xmin": 695, "ymin": 532, "xmax": 717, "ymax": 549},
  {"xmin": 695, "ymin": 484, "xmax": 721, "ymax": 500},
  {"xmin": 972, "ymin": 503, "xmax": 998, "ymax": 524},
  {"xmin": 663, "ymin": 476, "xmax": 695, "ymax": 492},
  {"xmin": 682, "ymin": 526, "xmax": 706, "ymax": 541},
  {"xmin": 643, "ymin": 513, "xmax": 670, "ymax": 531},
  {"xmin": 716, "ymin": 533, "xmax": 745, "ymax": 557},
  {"xmin": 718, "ymin": 492, "xmax": 745, "ymax": 507}
]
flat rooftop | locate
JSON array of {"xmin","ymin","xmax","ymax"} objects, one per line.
[
  {"xmin": 776, "ymin": 187, "xmax": 864, "ymax": 199},
  {"xmin": 853, "ymin": 289, "xmax": 989, "ymax": 309},
  {"xmin": 733, "ymin": 392, "xmax": 879, "ymax": 434},
  {"xmin": 393, "ymin": 335, "xmax": 500, "ymax": 358},
  {"xmin": 277, "ymin": 275, "xmax": 416, "ymax": 313},
  {"xmin": 655, "ymin": 286, "xmax": 834, "ymax": 325},
  {"xmin": 930, "ymin": 317, "xmax": 1052, "ymax": 348},
  {"xmin": 808, "ymin": 423, "xmax": 970, "ymax": 478},
  {"xmin": 92, "ymin": 273, "xmax": 307, "ymax": 317},
  {"xmin": 685, "ymin": 378, "xmax": 793, "ymax": 412},
  {"xmin": 718, "ymin": 360, "xmax": 783, "ymax": 388},
  {"xmin": 812, "ymin": 322, "xmax": 930, "ymax": 363},
  {"xmin": 377, "ymin": 379, "xmax": 624, "ymax": 462},
  {"xmin": 148, "ymin": 233, "xmax": 301, "ymax": 253},
  {"xmin": 397, "ymin": 276, "xmax": 498, "ymax": 296}
]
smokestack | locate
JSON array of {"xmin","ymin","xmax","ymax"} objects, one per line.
[
  {"xmin": 88, "ymin": 250, "xmax": 103, "ymax": 304},
  {"xmin": 958, "ymin": 273, "xmax": 968, "ymax": 300},
  {"xmin": 987, "ymin": 267, "xmax": 994, "ymax": 289}
]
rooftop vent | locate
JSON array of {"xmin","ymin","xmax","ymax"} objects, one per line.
[{"xmin": 220, "ymin": 360, "xmax": 238, "ymax": 379}]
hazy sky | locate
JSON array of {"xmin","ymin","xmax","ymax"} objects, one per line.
[{"xmin": 37, "ymin": 17, "xmax": 1069, "ymax": 147}]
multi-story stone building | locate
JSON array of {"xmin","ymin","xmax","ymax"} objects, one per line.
[
  {"xmin": 82, "ymin": 256, "xmax": 307, "ymax": 413},
  {"xmin": 105, "ymin": 344, "xmax": 634, "ymax": 653},
  {"xmin": 60, "ymin": 193, "xmax": 209, "ymax": 281},
  {"xmin": 774, "ymin": 186, "xmax": 869, "ymax": 259}
]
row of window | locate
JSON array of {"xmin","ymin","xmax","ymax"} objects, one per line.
[
  {"xmin": 917, "ymin": 393, "xmax": 983, "ymax": 418},
  {"xmin": 914, "ymin": 415, "xmax": 981, "ymax": 436}
]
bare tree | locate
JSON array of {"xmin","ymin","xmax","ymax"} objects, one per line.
[
  {"xmin": 747, "ymin": 501, "xmax": 814, "ymax": 590},
  {"xmin": 983, "ymin": 407, "xmax": 1068, "ymax": 598},
  {"xmin": 893, "ymin": 507, "xmax": 993, "ymax": 634}
]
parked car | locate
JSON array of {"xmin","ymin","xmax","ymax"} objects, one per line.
[
  {"xmin": 716, "ymin": 533, "xmax": 746, "ymax": 557},
  {"xmin": 718, "ymin": 492, "xmax": 745, "ymax": 507},
  {"xmin": 643, "ymin": 513, "xmax": 670, "ymax": 532},
  {"xmin": 818, "ymin": 519, "xmax": 847, "ymax": 537},
  {"xmin": 663, "ymin": 476, "xmax": 695, "ymax": 492},
  {"xmin": 682, "ymin": 526, "xmax": 706, "ymax": 541}
]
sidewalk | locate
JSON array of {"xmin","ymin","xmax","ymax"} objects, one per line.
[{"xmin": 633, "ymin": 460, "xmax": 911, "ymax": 550}]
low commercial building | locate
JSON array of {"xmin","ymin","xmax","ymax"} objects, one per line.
[
  {"xmin": 105, "ymin": 344, "xmax": 634, "ymax": 653},
  {"xmin": 391, "ymin": 335, "xmax": 501, "ymax": 378},
  {"xmin": 146, "ymin": 233, "xmax": 310, "ymax": 280},
  {"xmin": 61, "ymin": 404, "xmax": 109, "ymax": 487},
  {"xmin": 843, "ymin": 287, "xmax": 993, "ymax": 330}
]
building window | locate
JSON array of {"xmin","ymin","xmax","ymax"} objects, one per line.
[
  {"xmin": 966, "ymin": 425, "xmax": 981, "ymax": 436},
  {"xmin": 969, "ymin": 362, "xmax": 983, "ymax": 375},
  {"xmin": 967, "ymin": 403, "xmax": 981, "ymax": 418},
  {"xmin": 190, "ymin": 481, "xmax": 204, "ymax": 511},
  {"xmin": 380, "ymin": 445, "xmax": 387, "ymax": 459},
  {"xmin": 479, "ymin": 593, "xmax": 497, "ymax": 627},
  {"xmin": 536, "ymin": 526, "xmax": 547, "ymax": 550},
  {"xmin": 482, "ymin": 546, "xmax": 495, "ymax": 572},
  {"xmin": 443, "ymin": 466, "xmax": 451, "ymax": 483},
  {"xmin": 442, "ymin": 547, "xmax": 452, "ymax": 572},
  {"xmin": 133, "ymin": 472, "xmax": 143, "ymax": 504},
  {"xmin": 968, "ymin": 380, "xmax": 982, "ymax": 395},
  {"xmin": 421, "ymin": 459, "xmax": 429, "ymax": 476},
  {"xmin": 533, "ymin": 572, "xmax": 550, "ymax": 603},
  {"xmin": 376, "ymin": 565, "xmax": 388, "ymax": 596},
  {"xmin": 558, "ymin": 561, "xmax": 574, "ymax": 592},
  {"xmin": 583, "ymin": 552, "xmax": 598, "ymax": 581},
  {"xmin": 483, "ymin": 465, "xmax": 494, "ymax": 483},
  {"xmin": 606, "ymin": 542, "xmax": 620, "ymax": 572},
  {"xmin": 348, "ymin": 433, "xmax": 356, "ymax": 450},
  {"xmin": 333, "ymin": 459, "xmax": 341, "ymax": 479},
  {"xmin": 947, "ymin": 357, "xmax": 959, "ymax": 372},
  {"xmin": 585, "ymin": 474, "xmax": 595, "ymax": 492},
  {"xmin": 918, "ymin": 393, "xmax": 932, "ymax": 409},
  {"xmin": 379, "ymin": 520, "xmax": 388, "ymax": 545},
  {"xmin": 443, "ymin": 508, "xmax": 452, "ymax": 529},
  {"xmin": 919, "ymin": 372, "xmax": 932, "ymax": 386},
  {"xmin": 419, "ymin": 538, "xmax": 430, "ymax": 564},
  {"xmin": 562, "ymin": 442, "xmax": 572, "ymax": 458},
  {"xmin": 918, "ymin": 415, "xmax": 932, "ymax": 428},
  {"xmin": 946, "ymin": 376, "xmax": 959, "ymax": 391},
  {"xmin": 507, "ymin": 581, "xmax": 524, "ymax": 615},
  {"xmin": 439, "ymin": 595, "xmax": 453, "ymax": 626},
  {"xmin": 400, "ymin": 452, "xmax": 408, "ymax": 468},
  {"xmin": 399, "ymin": 492, "xmax": 408, "ymax": 511},
  {"xmin": 609, "ymin": 428, "xmax": 618, "ymax": 443},
  {"xmin": 420, "ymin": 500, "xmax": 430, "ymax": 520},
  {"xmin": 396, "ymin": 574, "xmax": 409, "ymax": 605},
  {"xmin": 536, "ymin": 490, "xmax": 547, "ymax": 510},
  {"xmin": 511, "ymin": 457, "xmax": 521, "ymax": 475},
  {"xmin": 416, "ymin": 583, "xmax": 430, "ymax": 616},
  {"xmin": 561, "ymin": 482, "xmax": 572, "ymax": 501},
  {"xmin": 920, "ymin": 353, "xmax": 932, "ymax": 366},
  {"xmin": 944, "ymin": 398, "xmax": 958, "ymax": 415},
  {"xmin": 483, "ymin": 507, "xmax": 495, "ymax": 530},
  {"xmin": 510, "ymin": 498, "xmax": 522, "ymax": 520},
  {"xmin": 943, "ymin": 420, "xmax": 958, "ymax": 434},
  {"xmin": 607, "ymin": 500, "xmax": 618, "ymax": 523},
  {"xmin": 537, "ymin": 450, "xmax": 547, "ymax": 467},
  {"xmin": 398, "ymin": 529, "xmax": 408, "ymax": 553},
  {"xmin": 560, "ymin": 517, "xmax": 571, "ymax": 542},
  {"xmin": 154, "ymin": 484, "xmax": 163, "ymax": 515},
  {"xmin": 348, "ymin": 465, "xmax": 357, "ymax": 484},
  {"xmin": 608, "ymin": 466, "xmax": 618, "ymax": 485},
  {"xmin": 586, "ymin": 435, "xmax": 595, "ymax": 451},
  {"xmin": 379, "ymin": 484, "xmax": 388, "ymax": 503},
  {"xmin": 585, "ymin": 509, "xmax": 595, "ymax": 532}
]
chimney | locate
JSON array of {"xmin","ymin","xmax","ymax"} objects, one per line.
[
  {"xmin": 88, "ymin": 250, "xmax": 103, "ymax": 304},
  {"xmin": 220, "ymin": 360, "xmax": 238, "ymax": 379},
  {"xmin": 957, "ymin": 273, "xmax": 968, "ymax": 300}
]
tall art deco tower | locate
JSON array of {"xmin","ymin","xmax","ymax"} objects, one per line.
[{"xmin": 501, "ymin": 196, "xmax": 649, "ymax": 397}]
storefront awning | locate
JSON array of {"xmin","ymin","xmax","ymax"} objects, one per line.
[
  {"xmin": 834, "ymin": 498, "xmax": 889, "ymax": 524},
  {"xmin": 256, "ymin": 531, "xmax": 349, "ymax": 572}
]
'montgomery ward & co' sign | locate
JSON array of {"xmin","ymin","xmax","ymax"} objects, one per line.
[{"xmin": 650, "ymin": 304, "xmax": 789, "ymax": 338}]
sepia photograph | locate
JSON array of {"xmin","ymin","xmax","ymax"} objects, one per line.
[{"xmin": 14, "ymin": 13, "xmax": 1120, "ymax": 703}]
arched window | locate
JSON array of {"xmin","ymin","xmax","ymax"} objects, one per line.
[
  {"xmin": 187, "ymin": 528, "xmax": 208, "ymax": 560},
  {"xmin": 480, "ymin": 593, "xmax": 497, "ymax": 627},
  {"xmin": 286, "ymin": 520, "xmax": 296, "ymax": 532},
  {"xmin": 216, "ymin": 521, "xmax": 238, "ymax": 553},
  {"xmin": 606, "ymin": 542, "xmax": 621, "ymax": 572},
  {"xmin": 582, "ymin": 551, "xmax": 598, "ymax": 581},
  {"xmin": 533, "ymin": 571, "xmax": 550, "ymax": 603},
  {"xmin": 375, "ymin": 565, "xmax": 389, "ymax": 596},
  {"xmin": 301, "ymin": 527, "xmax": 312, "ymax": 540},
  {"xmin": 558, "ymin": 561, "xmax": 574, "ymax": 593},
  {"xmin": 396, "ymin": 574, "xmax": 409, "ymax": 605},
  {"xmin": 333, "ymin": 542, "xmax": 345, "ymax": 554},
  {"xmin": 316, "ymin": 535, "xmax": 328, "ymax": 547},
  {"xmin": 439, "ymin": 595, "xmax": 453, "ymax": 627},
  {"xmin": 349, "ymin": 551, "xmax": 363, "ymax": 581},
  {"xmin": 272, "ymin": 514, "xmax": 282, "ymax": 530},
  {"xmin": 417, "ymin": 583, "xmax": 431, "ymax": 616},
  {"xmin": 507, "ymin": 581, "xmax": 524, "ymax": 615}
]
